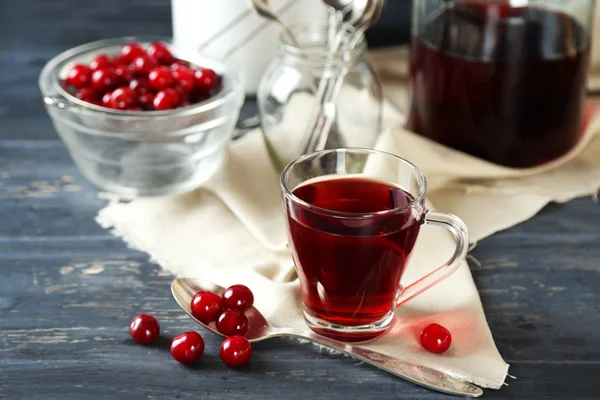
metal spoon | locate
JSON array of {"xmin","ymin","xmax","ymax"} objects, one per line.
[
  {"xmin": 171, "ymin": 277, "xmax": 483, "ymax": 398},
  {"xmin": 248, "ymin": 0, "xmax": 299, "ymax": 47}
]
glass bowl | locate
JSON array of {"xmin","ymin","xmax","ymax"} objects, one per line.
[{"xmin": 39, "ymin": 36, "xmax": 244, "ymax": 197}]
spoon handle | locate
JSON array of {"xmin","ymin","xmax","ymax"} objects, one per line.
[{"xmin": 286, "ymin": 331, "xmax": 483, "ymax": 398}]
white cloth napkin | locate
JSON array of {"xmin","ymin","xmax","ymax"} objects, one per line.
[{"xmin": 98, "ymin": 47, "xmax": 600, "ymax": 391}]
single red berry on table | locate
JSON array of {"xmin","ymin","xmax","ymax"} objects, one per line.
[
  {"xmin": 222, "ymin": 284, "xmax": 254, "ymax": 311},
  {"xmin": 220, "ymin": 335, "xmax": 252, "ymax": 367},
  {"xmin": 101, "ymin": 92, "xmax": 112, "ymax": 108},
  {"xmin": 148, "ymin": 66, "xmax": 173, "ymax": 90},
  {"xmin": 191, "ymin": 291, "xmax": 222, "ymax": 323},
  {"xmin": 129, "ymin": 314, "xmax": 160, "ymax": 345},
  {"xmin": 90, "ymin": 54, "xmax": 112, "ymax": 70},
  {"xmin": 131, "ymin": 55, "xmax": 158, "ymax": 76},
  {"xmin": 114, "ymin": 64, "xmax": 133, "ymax": 82},
  {"xmin": 138, "ymin": 92, "xmax": 155, "ymax": 110},
  {"xmin": 109, "ymin": 86, "xmax": 137, "ymax": 110},
  {"xmin": 420, "ymin": 323, "xmax": 452, "ymax": 354},
  {"xmin": 194, "ymin": 68, "xmax": 219, "ymax": 92},
  {"xmin": 153, "ymin": 88, "xmax": 180, "ymax": 110},
  {"xmin": 171, "ymin": 66, "xmax": 196, "ymax": 92},
  {"xmin": 91, "ymin": 67, "xmax": 119, "ymax": 92},
  {"xmin": 147, "ymin": 42, "xmax": 174, "ymax": 65},
  {"xmin": 129, "ymin": 78, "xmax": 152, "ymax": 95},
  {"xmin": 170, "ymin": 331, "xmax": 205, "ymax": 364},
  {"xmin": 217, "ymin": 309, "xmax": 249, "ymax": 337},
  {"xmin": 76, "ymin": 87, "xmax": 100, "ymax": 105},
  {"xmin": 120, "ymin": 42, "xmax": 146, "ymax": 64},
  {"xmin": 66, "ymin": 64, "xmax": 92, "ymax": 89}
]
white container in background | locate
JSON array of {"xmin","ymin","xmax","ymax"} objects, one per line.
[{"xmin": 172, "ymin": 0, "xmax": 327, "ymax": 94}]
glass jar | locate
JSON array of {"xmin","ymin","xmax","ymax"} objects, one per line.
[
  {"xmin": 258, "ymin": 24, "xmax": 383, "ymax": 171},
  {"xmin": 408, "ymin": 0, "xmax": 595, "ymax": 168}
]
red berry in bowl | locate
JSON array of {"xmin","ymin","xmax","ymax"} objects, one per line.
[
  {"xmin": 171, "ymin": 66, "xmax": 196, "ymax": 92},
  {"xmin": 76, "ymin": 87, "xmax": 100, "ymax": 105},
  {"xmin": 153, "ymin": 88, "xmax": 180, "ymax": 110},
  {"xmin": 120, "ymin": 42, "xmax": 146, "ymax": 64},
  {"xmin": 217, "ymin": 309, "xmax": 249, "ymax": 337},
  {"xmin": 129, "ymin": 78, "xmax": 152, "ymax": 95},
  {"xmin": 222, "ymin": 284, "xmax": 254, "ymax": 311},
  {"xmin": 114, "ymin": 64, "xmax": 133, "ymax": 82},
  {"xmin": 147, "ymin": 42, "xmax": 174, "ymax": 65},
  {"xmin": 148, "ymin": 66, "xmax": 173, "ymax": 90},
  {"xmin": 194, "ymin": 68, "xmax": 219, "ymax": 92},
  {"xmin": 91, "ymin": 67, "xmax": 119, "ymax": 92},
  {"xmin": 420, "ymin": 323, "xmax": 452, "ymax": 354},
  {"xmin": 191, "ymin": 291, "xmax": 222, "ymax": 324},
  {"xmin": 131, "ymin": 55, "xmax": 157, "ymax": 76},
  {"xmin": 90, "ymin": 54, "xmax": 112, "ymax": 70},
  {"xmin": 138, "ymin": 92, "xmax": 155, "ymax": 110},
  {"xmin": 170, "ymin": 331, "xmax": 205, "ymax": 364},
  {"xmin": 173, "ymin": 86, "xmax": 189, "ymax": 103},
  {"xmin": 101, "ymin": 92, "xmax": 112, "ymax": 108},
  {"xmin": 66, "ymin": 64, "xmax": 92, "ymax": 89},
  {"xmin": 129, "ymin": 314, "xmax": 160, "ymax": 344},
  {"xmin": 170, "ymin": 59, "xmax": 190, "ymax": 70},
  {"xmin": 220, "ymin": 336, "xmax": 252, "ymax": 367},
  {"xmin": 110, "ymin": 86, "xmax": 137, "ymax": 110}
]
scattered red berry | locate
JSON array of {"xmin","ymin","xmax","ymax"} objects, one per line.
[
  {"xmin": 130, "ymin": 55, "xmax": 157, "ymax": 76},
  {"xmin": 148, "ymin": 66, "xmax": 173, "ymax": 90},
  {"xmin": 217, "ymin": 309, "xmax": 249, "ymax": 337},
  {"xmin": 222, "ymin": 284, "xmax": 254, "ymax": 311},
  {"xmin": 138, "ymin": 92, "xmax": 155, "ymax": 110},
  {"xmin": 191, "ymin": 291, "xmax": 222, "ymax": 324},
  {"xmin": 110, "ymin": 86, "xmax": 137, "ymax": 110},
  {"xmin": 120, "ymin": 42, "xmax": 146, "ymax": 64},
  {"xmin": 194, "ymin": 68, "xmax": 219, "ymax": 92},
  {"xmin": 76, "ymin": 87, "xmax": 100, "ymax": 105},
  {"xmin": 129, "ymin": 314, "xmax": 160, "ymax": 345},
  {"xmin": 220, "ymin": 336, "xmax": 252, "ymax": 367},
  {"xmin": 420, "ymin": 323, "xmax": 452, "ymax": 354},
  {"xmin": 153, "ymin": 88, "xmax": 180, "ymax": 110},
  {"xmin": 170, "ymin": 331, "xmax": 205, "ymax": 364},
  {"xmin": 147, "ymin": 42, "xmax": 174, "ymax": 65},
  {"xmin": 171, "ymin": 66, "xmax": 196, "ymax": 92},
  {"xmin": 91, "ymin": 67, "xmax": 119, "ymax": 92},
  {"xmin": 90, "ymin": 54, "xmax": 112, "ymax": 70},
  {"xmin": 66, "ymin": 64, "xmax": 92, "ymax": 89}
]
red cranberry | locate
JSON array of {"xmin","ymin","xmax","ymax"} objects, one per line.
[
  {"xmin": 191, "ymin": 291, "xmax": 222, "ymax": 324},
  {"xmin": 170, "ymin": 331, "xmax": 205, "ymax": 364},
  {"xmin": 222, "ymin": 284, "xmax": 254, "ymax": 311},
  {"xmin": 66, "ymin": 64, "xmax": 92, "ymax": 89},
  {"xmin": 76, "ymin": 87, "xmax": 100, "ymax": 105},
  {"xmin": 173, "ymin": 86, "xmax": 189, "ymax": 103},
  {"xmin": 129, "ymin": 106, "xmax": 143, "ymax": 111},
  {"xmin": 120, "ymin": 42, "xmax": 146, "ymax": 64},
  {"xmin": 112, "ymin": 55, "xmax": 127, "ymax": 66},
  {"xmin": 129, "ymin": 78, "xmax": 152, "ymax": 95},
  {"xmin": 217, "ymin": 310, "xmax": 249, "ymax": 337},
  {"xmin": 147, "ymin": 42, "xmax": 174, "ymax": 65},
  {"xmin": 114, "ymin": 64, "xmax": 133, "ymax": 82},
  {"xmin": 110, "ymin": 86, "xmax": 137, "ymax": 110},
  {"xmin": 90, "ymin": 54, "xmax": 112, "ymax": 70},
  {"xmin": 91, "ymin": 68, "xmax": 119, "ymax": 92},
  {"xmin": 148, "ymin": 66, "xmax": 173, "ymax": 90},
  {"xmin": 420, "ymin": 323, "xmax": 452, "ymax": 354},
  {"xmin": 129, "ymin": 314, "xmax": 160, "ymax": 344},
  {"xmin": 170, "ymin": 59, "xmax": 190, "ymax": 70},
  {"xmin": 171, "ymin": 66, "xmax": 195, "ymax": 92},
  {"xmin": 138, "ymin": 92, "xmax": 155, "ymax": 110},
  {"xmin": 101, "ymin": 92, "xmax": 112, "ymax": 108},
  {"xmin": 153, "ymin": 88, "xmax": 180, "ymax": 110},
  {"xmin": 194, "ymin": 68, "xmax": 219, "ymax": 92},
  {"xmin": 131, "ymin": 56, "xmax": 157, "ymax": 76},
  {"xmin": 220, "ymin": 336, "xmax": 252, "ymax": 367}
]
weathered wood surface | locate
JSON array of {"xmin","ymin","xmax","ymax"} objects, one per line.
[{"xmin": 2, "ymin": 1, "xmax": 600, "ymax": 399}]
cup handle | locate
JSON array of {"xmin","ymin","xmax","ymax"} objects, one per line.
[{"xmin": 395, "ymin": 211, "xmax": 469, "ymax": 307}]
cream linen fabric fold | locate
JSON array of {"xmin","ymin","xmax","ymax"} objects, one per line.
[{"xmin": 99, "ymin": 46, "xmax": 600, "ymax": 391}]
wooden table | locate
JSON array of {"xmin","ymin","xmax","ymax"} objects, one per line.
[{"xmin": 2, "ymin": 1, "xmax": 600, "ymax": 398}]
